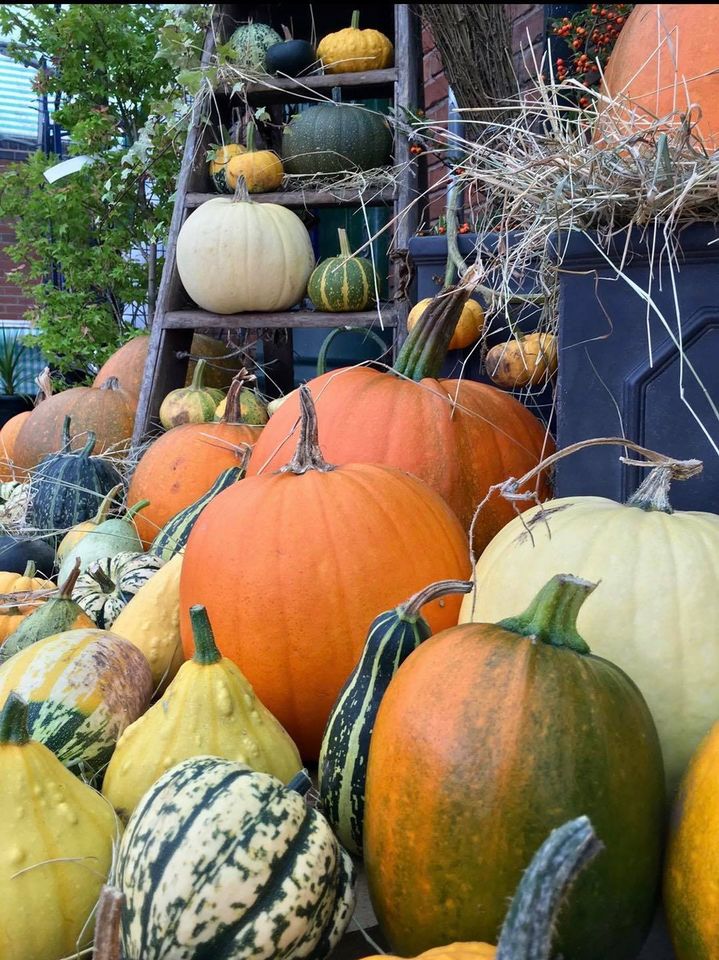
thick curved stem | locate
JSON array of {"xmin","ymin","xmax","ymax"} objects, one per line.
[
  {"xmin": 278, "ymin": 385, "xmax": 335, "ymax": 475},
  {"xmin": 626, "ymin": 463, "xmax": 695, "ymax": 514},
  {"xmin": 125, "ymin": 499, "xmax": 150, "ymax": 521},
  {"xmin": 91, "ymin": 484, "xmax": 123, "ymax": 525},
  {"xmin": 189, "ymin": 605, "xmax": 222, "ymax": 665},
  {"xmin": 58, "ymin": 557, "xmax": 82, "ymax": 599},
  {"xmin": 401, "ymin": 579, "xmax": 473, "ymax": 621},
  {"xmin": 394, "ymin": 285, "xmax": 470, "ymax": 381},
  {"xmin": 189, "ymin": 359, "xmax": 207, "ymax": 391},
  {"xmin": 22, "ymin": 561, "xmax": 36, "ymax": 579},
  {"xmin": 498, "ymin": 574, "xmax": 595, "ymax": 655},
  {"xmin": 79, "ymin": 432, "xmax": 98, "ymax": 458},
  {"xmin": 89, "ymin": 563, "xmax": 116, "ymax": 595}
]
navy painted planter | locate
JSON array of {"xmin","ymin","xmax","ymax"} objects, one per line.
[{"xmin": 554, "ymin": 224, "xmax": 719, "ymax": 511}]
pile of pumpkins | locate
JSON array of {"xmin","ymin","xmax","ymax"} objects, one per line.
[{"xmin": 0, "ymin": 283, "xmax": 717, "ymax": 960}]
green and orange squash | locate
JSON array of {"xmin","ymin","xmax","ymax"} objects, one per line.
[{"xmin": 308, "ymin": 227, "xmax": 377, "ymax": 312}]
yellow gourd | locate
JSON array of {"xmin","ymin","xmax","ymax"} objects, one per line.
[
  {"xmin": 485, "ymin": 333, "xmax": 558, "ymax": 389},
  {"xmin": 112, "ymin": 552, "xmax": 184, "ymax": 691},
  {"xmin": 407, "ymin": 297, "xmax": 484, "ymax": 351},
  {"xmin": 317, "ymin": 10, "xmax": 393, "ymax": 74},
  {"xmin": 102, "ymin": 604, "xmax": 302, "ymax": 819},
  {"xmin": 0, "ymin": 692, "xmax": 118, "ymax": 960},
  {"xmin": 365, "ymin": 947, "xmax": 495, "ymax": 960},
  {"xmin": 209, "ymin": 142, "xmax": 247, "ymax": 193},
  {"xmin": 226, "ymin": 123, "xmax": 284, "ymax": 193}
]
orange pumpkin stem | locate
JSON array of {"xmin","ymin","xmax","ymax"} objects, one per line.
[
  {"xmin": 0, "ymin": 692, "xmax": 31, "ymax": 746},
  {"xmin": 497, "ymin": 573, "xmax": 595, "ymax": 655},
  {"xmin": 189, "ymin": 604, "xmax": 222, "ymax": 665},
  {"xmin": 394, "ymin": 285, "xmax": 471, "ymax": 381},
  {"xmin": 279, "ymin": 385, "xmax": 335, "ymax": 475},
  {"xmin": 401, "ymin": 579, "xmax": 473, "ymax": 621}
]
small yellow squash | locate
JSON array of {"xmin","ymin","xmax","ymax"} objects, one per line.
[
  {"xmin": 485, "ymin": 333, "xmax": 558, "ymax": 388},
  {"xmin": 209, "ymin": 142, "xmax": 247, "ymax": 193},
  {"xmin": 0, "ymin": 693, "xmax": 119, "ymax": 960},
  {"xmin": 102, "ymin": 603, "xmax": 302, "ymax": 819},
  {"xmin": 225, "ymin": 123, "xmax": 284, "ymax": 193},
  {"xmin": 407, "ymin": 297, "xmax": 484, "ymax": 351},
  {"xmin": 317, "ymin": 10, "xmax": 393, "ymax": 73},
  {"xmin": 111, "ymin": 552, "xmax": 185, "ymax": 692}
]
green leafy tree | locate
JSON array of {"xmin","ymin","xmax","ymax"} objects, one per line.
[{"xmin": 0, "ymin": 3, "xmax": 209, "ymax": 378}]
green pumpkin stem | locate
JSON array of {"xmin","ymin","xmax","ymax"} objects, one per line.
[
  {"xmin": 394, "ymin": 285, "xmax": 470, "ymax": 381},
  {"xmin": 246, "ymin": 122, "xmax": 257, "ymax": 153},
  {"xmin": 59, "ymin": 557, "xmax": 82, "ymax": 599},
  {"xmin": 351, "ymin": 9, "xmax": 360, "ymax": 29},
  {"xmin": 22, "ymin": 561, "xmax": 36, "ymax": 579},
  {"xmin": 190, "ymin": 359, "xmax": 207, "ymax": 392},
  {"xmin": 497, "ymin": 574, "xmax": 595, "ymax": 655},
  {"xmin": 79, "ymin": 431, "xmax": 98, "ymax": 459},
  {"xmin": 337, "ymin": 227, "xmax": 353, "ymax": 260},
  {"xmin": 189, "ymin": 605, "xmax": 223, "ymax": 665},
  {"xmin": 400, "ymin": 579, "xmax": 473, "ymax": 622},
  {"xmin": 91, "ymin": 484, "xmax": 123, "ymax": 525},
  {"xmin": 0, "ymin": 692, "xmax": 31, "ymax": 746},
  {"xmin": 627, "ymin": 465, "xmax": 675, "ymax": 514},
  {"xmin": 278, "ymin": 385, "xmax": 335, "ymax": 475},
  {"xmin": 61, "ymin": 415, "xmax": 72, "ymax": 451},
  {"xmin": 89, "ymin": 563, "xmax": 116, "ymax": 594},
  {"xmin": 496, "ymin": 816, "xmax": 602, "ymax": 960},
  {"xmin": 287, "ymin": 768, "xmax": 312, "ymax": 796},
  {"xmin": 124, "ymin": 499, "xmax": 150, "ymax": 522}
]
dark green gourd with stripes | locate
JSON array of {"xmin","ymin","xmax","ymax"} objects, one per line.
[
  {"xmin": 112, "ymin": 756, "xmax": 356, "ymax": 960},
  {"xmin": 29, "ymin": 416, "xmax": 122, "ymax": 543},
  {"xmin": 318, "ymin": 579, "xmax": 471, "ymax": 856},
  {"xmin": 150, "ymin": 465, "xmax": 245, "ymax": 561},
  {"xmin": 282, "ymin": 102, "xmax": 392, "ymax": 175},
  {"xmin": 308, "ymin": 228, "xmax": 377, "ymax": 312}
]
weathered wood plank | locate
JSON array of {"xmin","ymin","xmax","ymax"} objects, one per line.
[
  {"xmin": 163, "ymin": 308, "xmax": 397, "ymax": 330},
  {"xmin": 185, "ymin": 186, "xmax": 395, "ymax": 209},
  {"xmin": 240, "ymin": 68, "xmax": 396, "ymax": 105}
]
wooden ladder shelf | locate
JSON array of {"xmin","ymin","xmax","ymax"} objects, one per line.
[{"xmin": 133, "ymin": 4, "xmax": 425, "ymax": 446}]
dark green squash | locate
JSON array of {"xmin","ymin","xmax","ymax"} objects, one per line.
[
  {"xmin": 318, "ymin": 579, "xmax": 471, "ymax": 856},
  {"xmin": 307, "ymin": 228, "xmax": 377, "ymax": 313},
  {"xmin": 29, "ymin": 416, "xmax": 122, "ymax": 544},
  {"xmin": 266, "ymin": 38, "xmax": 316, "ymax": 76},
  {"xmin": 282, "ymin": 102, "xmax": 392, "ymax": 175},
  {"xmin": 0, "ymin": 537, "xmax": 55, "ymax": 578},
  {"xmin": 149, "ymin": 465, "xmax": 246, "ymax": 562}
]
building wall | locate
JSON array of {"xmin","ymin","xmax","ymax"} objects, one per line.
[
  {"xmin": 422, "ymin": 3, "xmax": 546, "ymax": 221},
  {"xmin": 0, "ymin": 154, "xmax": 35, "ymax": 324}
]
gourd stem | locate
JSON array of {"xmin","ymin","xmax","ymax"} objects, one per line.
[
  {"xmin": 22, "ymin": 561, "xmax": 36, "ymax": 579},
  {"xmin": 351, "ymin": 9, "xmax": 360, "ymax": 29},
  {"xmin": 125, "ymin": 499, "xmax": 150, "ymax": 521},
  {"xmin": 100, "ymin": 377, "xmax": 121, "ymax": 392},
  {"xmin": 92, "ymin": 886, "xmax": 123, "ymax": 960},
  {"xmin": 627, "ymin": 465, "xmax": 675, "ymax": 513},
  {"xmin": 400, "ymin": 579, "xmax": 473, "ymax": 621},
  {"xmin": 223, "ymin": 377, "xmax": 246, "ymax": 425},
  {"xmin": 189, "ymin": 605, "xmax": 223, "ymax": 665},
  {"xmin": 0, "ymin": 692, "xmax": 31, "ymax": 745},
  {"xmin": 80, "ymin": 431, "xmax": 98, "ymax": 459},
  {"xmin": 497, "ymin": 574, "xmax": 595, "ymax": 655},
  {"xmin": 246, "ymin": 122, "xmax": 257, "ymax": 153},
  {"xmin": 496, "ymin": 816, "xmax": 602, "ymax": 960},
  {"xmin": 89, "ymin": 563, "xmax": 116, "ymax": 594},
  {"xmin": 190, "ymin": 359, "xmax": 207, "ymax": 391},
  {"xmin": 59, "ymin": 558, "xmax": 82, "ymax": 599},
  {"xmin": 288, "ymin": 768, "xmax": 312, "ymax": 796},
  {"xmin": 62, "ymin": 415, "xmax": 72, "ymax": 451},
  {"xmin": 278, "ymin": 385, "xmax": 335, "ymax": 475},
  {"xmin": 394, "ymin": 285, "xmax": 470, "ymax": 381},
  {"xmin": 91, "ymin": 484, "xmax": 123, "ymax": 525},
  {"xmin": 232, "ymin": 175, "xmax": 251, "ymax": 204},
  {"xmin": 337, "ymin": 227, "xmax": 353, "ymax": 260}
]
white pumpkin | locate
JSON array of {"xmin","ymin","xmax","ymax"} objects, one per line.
[
  {"xmin": 460, "ymin": 465, "xmax": 719, "ymax": 794},
  {"xmin": 176, "ymin": 194, "xmax": 315, "ymax": 314}
]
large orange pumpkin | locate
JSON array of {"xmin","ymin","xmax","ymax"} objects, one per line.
[
  {"xmin": 248, "ymin": 288, "xmax": 553, "ymax": 544},
  {"xmin": 180, "ymin": 386, "xmax": 470, "ymax": 759},
  {"xmin": 128, "ymin": 391, "xmax": 261, "ymax": 548},
  {"xmin": 13, "ymin": 378, "xmax": 135, "ymax": 470},
  {"xmin": 601, "ymin": 5, "xmax": 719, "ymax": 148},
  {"xmin": 93, "ymin": 333, "xmax": 245, "ymax": 402},
  {"xmin": 0, "ymin": 411, "xmax": 32, "ymax": 481}
]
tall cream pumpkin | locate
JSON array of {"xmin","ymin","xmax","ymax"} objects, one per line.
[
  {"xmin": 460, "ymin": 465, "xmax": 719, "ymax": 793},
  {"xmin": 176, "ymin": 192, "xmax": 315, "ymax": 314}
]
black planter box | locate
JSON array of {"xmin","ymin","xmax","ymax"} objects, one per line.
[
  {"xmin": 554, "ymin": 224, "xmax": 719, "ymax": 511},
  {"xmin": 0, "ymin": 394, "xmax": 33, "ymax": 430}
]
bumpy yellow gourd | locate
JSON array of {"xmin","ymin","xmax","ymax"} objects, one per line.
[
  {"xmin": 317, "ymin": 10, "xmax": 393, "ymax": 73},
  {"xmin": 102, "ymin": 604, "xmax": 302, "ymax": 819},
  {"xmin": 0, "ymin": 693, "xmax": 119, "ymax": 960}
]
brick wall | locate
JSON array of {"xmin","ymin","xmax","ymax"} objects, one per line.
[
  {"xmin": 0, "ymin": 155, "xmax": 35, "ymax": 324},
  {"xmin": 422, "ymin": 3, "xmax": 546, "ymax": 221}
]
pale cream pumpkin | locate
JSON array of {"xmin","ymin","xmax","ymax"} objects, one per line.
[
  {"xmin": 176, "ymin": 188, "xmax": 315, "ymax": 314},
  {"xmin": 460, "ymin": 465, "xmax": 719, "ymax": 792}
]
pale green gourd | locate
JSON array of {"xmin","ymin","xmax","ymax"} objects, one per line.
[{"xmin": 57, "ymin": 499, "xmax": 149, "ymax": 584}]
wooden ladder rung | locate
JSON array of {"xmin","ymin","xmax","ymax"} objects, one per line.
[
  {"xmin": 162, "ymin": 308, "xmax": 397, "ymax": 330},
  {"xmin": 239, "ymin": 68, "xmax": 397, "ymax": 106},
  {"xmin": 185, "ymin": 186, "xmax": 396, "ymax": 209}
]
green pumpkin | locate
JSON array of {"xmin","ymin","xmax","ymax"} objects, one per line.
[
  {"xmin": 227, "ymin": 21, "xmax": 282, "ymax": 73},
  {"xmin": 308, "ymin": 228, "xmax": 378, "ymax": 312},
  {"xmin": 112, "ymin": 758, "xmax": 356, "ymax": 960},
  {"xmin": 74, "ymin": 552, "xmax": 165, "ymax": 629},
  {"xmin": 57, "ymin": 499, "xmax": 149, "ymax": 585},
  {"xmin": 318, "ymin": 579, "xmax": 471, "ymax": 855},
  {"xmin": 282, "ymin": 103, "xmax": 392, "ymax": 175}
]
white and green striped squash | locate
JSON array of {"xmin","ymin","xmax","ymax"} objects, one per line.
[
  {"xmin": 318, "ymin": 579, "xmax": 471, "ymax": 855},
  {"xmin": 74, "ymin": 552, "xmax": 165, "ymax": 629},
  {"xmin": 0, "ymin": 627, "xmax": 152, "ymax": 774},
  {"xmin": 227, "ymin": 22, "xmax": 282, "ymax": 73},
  {"xmin": 307, "ymin": 228, "xmax": 377, "ymax": 312},
  {"xmin": 112, "ymin": 757, "xmax": 356, "ymax": 960},
  {"xmin": 150, "ymin": 465, "xmax": 245, "ymax": 562}
]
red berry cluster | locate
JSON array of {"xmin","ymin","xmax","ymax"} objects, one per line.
[{"xmin": 551, "ymin": 4, "xmax": 632, "ymax": 103}]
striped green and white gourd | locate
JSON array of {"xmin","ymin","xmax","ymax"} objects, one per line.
[
  {"xmin": 150, "ymin": 465, "xmax": 245, "ymax": 562},
  {"xmin": 29, "ymin": 416, "xmax": 122, "ymax": 542},
  {"xmin": 307, "ymin": 228, "xmax": 377, "ymax": 312},
  {"xmin": 318, "ymin": 578, "xmax": 472, "ymax": 856},
  {"xmin": 112, "ymin": 756, "xmax": 356, "ymax": 960},
  {"xmin": 74, "ymin": 552, "xmax": 165, "ymax": 629},
  {"xmin": 0, "ymin": 627, "xmax": 152, "ymax": 774}
]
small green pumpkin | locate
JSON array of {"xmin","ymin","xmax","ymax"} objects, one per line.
[
  {"xmin": 282, "ymin": 102, "xmax": 393, "ymax": 175},
  {"xmin": 308, "ymin": 228, "xmax": 377, "ymax": 312},
  {"xmin": 227, "ymin": 21, "xmax": 282, "ymax": 73},
  {"xmin": 74, "ymin": 552, "xmax": 165, "ymax": 629},
  {"xmin": 112, "ymin": 758, "xmax": 356, "ymax": 960},
  {"xmin": 150, "ymin": 464, "xmax": 245, "ymax": 562},
  {"xmin": 159, "ymin": 360, "xmax": 221, "ymax": 430},
  {"xmin": 319, "ymin": 579, "xmax": 471, "ymax": 855},
  {"xmin": 57, "ymin": 499, "xmax": 149, "ymax": 585}
]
